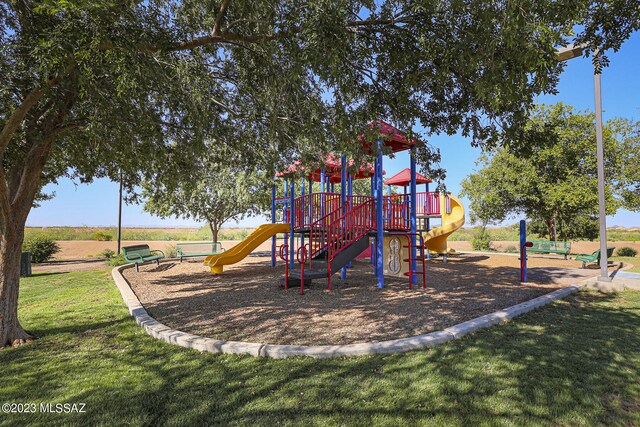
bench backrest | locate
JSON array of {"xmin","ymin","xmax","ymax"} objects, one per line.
[
  {"xmin": 122, "ymin": 244, "xmax": 152, "ymax": 260},
  {"xmin": 530, "ymin": 240, "xmax": 571, "ymax": 251},
  {"xmin": 176, "ymin": 242, "xmax": 223, "ymax": 254},
  {"xmin": 590, "ymin": 247, "xmax": 616, "ymax": 258}
]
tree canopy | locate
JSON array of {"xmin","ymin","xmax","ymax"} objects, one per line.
[
  {"xmin": 461, "ymin": 103, "xmax": 640, "ymax": 241},
  {"xmin": 2, "ymin": 0, "xmax": 640, "ymax": 345}
]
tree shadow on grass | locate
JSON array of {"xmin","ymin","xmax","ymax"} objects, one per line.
[
  {"xmin": 1, "ymin": 290, "xmax": 639, "ymax": 425},
  {"xmin": 27, "ymin": 272, "xmax": 66, "ymax": 278}
]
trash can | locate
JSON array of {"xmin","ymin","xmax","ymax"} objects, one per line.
[{"xmin": 20, "ymin": 252, "xmax": 32, "ymax": 277}]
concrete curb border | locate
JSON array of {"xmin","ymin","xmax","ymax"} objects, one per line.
[{"xmin": 112, "ymin": 264, "xmax": 586, "ymax": 358}]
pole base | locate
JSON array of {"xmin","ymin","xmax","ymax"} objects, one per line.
[
  {"xmin": 210, "ymin": 266, "xmax": 223, "ymax": 274},
  {"xmin": 585, "ymin": 277, "xmax": 623, "ymax": 293}
]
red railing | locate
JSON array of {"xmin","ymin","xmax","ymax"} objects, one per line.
[
  {"xmin": 416, "ymin": 192, "xmax": 440, "ymax": 216},
  {"xmin": 292, "ymin": 192, "xmax": 341, "ymax": 229},
  {"xmin": 308, "ymin": 204, "xmax": 343, "ymax": 260},
  {"xmin": 383, "ymin": 194, "xmax": 411, "ymax": 230},
  {"xmin": 326, "ymin": 198, "xmax": 375, "ymax": 290},
  {"xmin": 307, "ymin": 196, "xmax": 375, "ymax": 263}
]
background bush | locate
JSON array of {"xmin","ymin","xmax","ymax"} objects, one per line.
[
  {"xmin": 504, "ymin": 245, "xmax": 518, "ymax": 253},
  {"xmin": 471, "ymin": 229, "xmax": 492, "ymax": 251},
  {"xmin": 617, "ymin": 247, "xmax": 638, "ymax": 257},
  {"xmin": 107, "ymin": 254, "xmax": 129, "ymax": 266},
  {"xmin": 98, "ymin": 249, "xmax": 116, "ymax": 259},
  {"xmin": 91, "ymin": 231, "xmax": 113, "ymax": 241},
  {"xmin": 165, "ymin": 244, "xmax": 177, "ymax": 258},
  {"xmin": 22, "ymin": 237, "xmax": 60, "ymax": 263}
]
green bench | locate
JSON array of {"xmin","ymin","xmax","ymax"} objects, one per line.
[
  {"xmin": 575, "ymin": 246, "xmax": 616, "ymax": 269},
  {"xmin": 122, "ymin": 244, "xmax": 165, "ymax": 272},
  {"xmin": 176, "ymin": 242, "xmax": 225, "ymax": 262},
  {"xmin": 526, "ymin": 240, "xmax": 572, "ymax": 259}
]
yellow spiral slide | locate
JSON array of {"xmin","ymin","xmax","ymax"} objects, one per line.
[
  {"xmin": 424, "ymin": 194, "xmax": 465, "ymax": 255},
  {"xmin": 204, "ymin": 223, "xmax": 290, "ymax": 274}
]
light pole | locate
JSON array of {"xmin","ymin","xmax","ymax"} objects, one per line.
[
  {"xmin": 556, "ymin": 44, "xmax": 610, "ymax": 282},
  {"xmin": 117, "ymin": 170, "xmax": 123, "ymax": 255}
]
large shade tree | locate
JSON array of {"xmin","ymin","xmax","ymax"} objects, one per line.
[
  {"xmin": 461, "ymin": 103, "xmax": 640, "ymax": 241},
  {"xmin": 1, "ymin": 0, "xmax": 639, "ymax": 346}
]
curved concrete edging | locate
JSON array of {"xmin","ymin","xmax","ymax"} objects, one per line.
[{"xmin": 112, "ymin": 264, "xmax": 586, "ymax": 359}]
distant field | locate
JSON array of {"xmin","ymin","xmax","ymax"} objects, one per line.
[
  {"xmin": 25, "ymin": 225, "xmax": 640, "ymax": 242},
  {"xmin": 24, "ymin": 226, "xmax": 252, "ymax": 242}
]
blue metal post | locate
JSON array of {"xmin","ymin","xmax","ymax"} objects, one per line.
[
  {"xmin": 341, "ymin": 155, "xmax": 347, "ymax": 279},
  {"xmin": 376, "ymin": 139, "xmax": 384, "ymax": 288},
  {"xmin": 289, "ymin": 182, "xmax": 295, "ymax": 269},
  {"xmin": 320, "ymin": 169, "xmax": 325, "ymax": 192},
  {"xmin": 520, "ymin": 219, "xmax": 527, "ymax": 282},
  {"xmin": 410, "ymin": 147, "xmax": 417, "ymax": 285},
  {"xmin": 271, "ymin": 185, "xmax": 276, "ymax": 267},
  {"xmin": 387, "ymin": 185, "xmax": 391, "ymax": 196}
]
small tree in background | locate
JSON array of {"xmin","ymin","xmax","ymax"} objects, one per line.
[{"xmin": 142, "ymin": 150, "xmax": 271, "ymax": 243}]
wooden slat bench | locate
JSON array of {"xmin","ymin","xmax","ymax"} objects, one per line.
[
  {"xmin": 575, "ymin": 246, "xmax": 616, "ymax": 269},
  {"xmin": 176, "ymin": 242, "xmax": 225, "ymax": 262},
  {"xmin": 526, "ymin": 240, "xmax": 571, "ymax": 259},
  {"xmin": 122, "ymin": 244, "xmax": 165, "ymax": 272}
]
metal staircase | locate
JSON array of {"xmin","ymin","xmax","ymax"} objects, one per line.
[{"xmin": 289, "ymin": 196, "xmax": 375, "ymax": 290}]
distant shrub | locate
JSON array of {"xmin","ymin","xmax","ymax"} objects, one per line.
[
  {"xmin": 98, "ymin": 249, "xmax": 116, "ymax": 259},
  {"xmin": 165, "ymin": 244, "xmax": 177, "ymax": 258},
  {"xmin": 617, "ymin": 247, "xmax": 638, "ymax": 257},
  {"xmin": 91, "ymin": 231, "xmax": 112, "ymax": 241},
  {"xmin": 471, "ymin": 228, "xmax": 492, "ymax": 251},
  {"xmin": 504, "ymin": 245, "xmax": 518, "ymax": 253},
  {"xmin": 107, "ymin": 254, "xmax": 129, "ymax": 266},
  {"xmin": 22, "ymin": 237, "xmax": 60, "ymax": 263}
]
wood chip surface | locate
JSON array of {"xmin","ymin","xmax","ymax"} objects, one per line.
[{"xmin": 123, "ymin": 253, "xmax": 605, "ymax": 345}]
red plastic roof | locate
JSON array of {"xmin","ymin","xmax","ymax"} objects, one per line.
[
  {"xmin": 384, "ymin": 168, "xmax": 431, "ymax": 186},
  {"xmin": 359, "ymin": 120, "xmax": 419, "ymax": 154},
  {"xmin": 276, "ymin": 120, "xmax": 417, "ymax": 180},
  {"xmin": 276, "ymin": 153, "xmax": 383, "ymax": 182}
]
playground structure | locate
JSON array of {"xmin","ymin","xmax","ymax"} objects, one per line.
[{"xmin": 204, "ymin": 121, "xmax": 465, "ymax": 291}]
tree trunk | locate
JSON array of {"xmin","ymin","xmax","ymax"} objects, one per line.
[
  {"xmin": 547, "ymin": 217, "xmax": 557, "ymax": 241},
  {"xmin": 0, "ymin": 219, "xmax": 33, "ymax": 347},
  {"xmin": 208, "ymin": 221, "xmax": 219, "ymax": 243}
]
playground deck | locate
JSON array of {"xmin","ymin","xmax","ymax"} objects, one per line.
[{"xmin": 123, "ymin": 253, "xmax": 604, "ymax": 346}]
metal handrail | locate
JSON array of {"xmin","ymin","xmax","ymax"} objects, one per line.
[{"xmin": 326, "ymin": 198, "xmax": 375, "ymax": 290}]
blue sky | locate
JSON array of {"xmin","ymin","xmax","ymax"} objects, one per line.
[{"xmin": 27, "ymin": 33, "xmax": 640, "ymax": 229}]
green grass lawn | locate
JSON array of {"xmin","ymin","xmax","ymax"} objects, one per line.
[{"xmin": 1, "ymin": 270, "xmax": 640, "ymax": 426}]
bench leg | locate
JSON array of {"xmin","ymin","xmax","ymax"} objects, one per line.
[
  {"xmin": 136, "ymin": 263, "xmax": 139, "ymax": 272},
  {"xmin": 581, "ymin": 261, "xmax": 586, "ymax": 269},
  {"xmin": 156, "ymin": 259, "xmax": 160, "ymax": 267}
]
